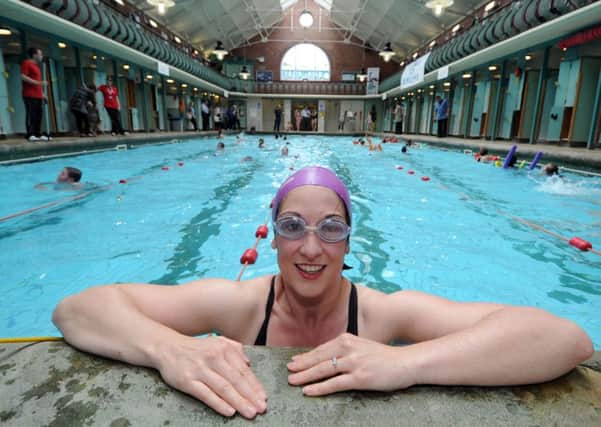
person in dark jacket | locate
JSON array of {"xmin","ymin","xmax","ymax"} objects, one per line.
[{"xmin": 70, "ymin": 83, "xmax": 96, "ymax": 137}]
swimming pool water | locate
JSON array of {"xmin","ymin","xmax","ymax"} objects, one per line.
[{"xmin": 1, "ymin": 135, "xmax": 600, "ymax": 348}]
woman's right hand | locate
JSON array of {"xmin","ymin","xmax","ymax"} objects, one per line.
[{"xmin": 155, "ymin": 335, "xmax": 267, "ymax": 419}]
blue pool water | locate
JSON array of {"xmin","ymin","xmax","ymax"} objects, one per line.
[{"xmin": 1, "ymin": 135, "xmax": 600, "ymax": 347}]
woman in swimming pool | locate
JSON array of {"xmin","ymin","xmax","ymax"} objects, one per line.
[{"xmin": 52, "ymin": 166, "xmax": 593, "ymax": 420}]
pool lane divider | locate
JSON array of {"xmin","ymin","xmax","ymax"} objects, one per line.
[
  {"xmin": 1, "ymin": 158, "xmax": 186, "ymax": 222},
  {"xmin": 395, "ymin": 165, "xmax": 430, "ymax": 182},
  {"xmin": 0, "ymin": 184, "xmax": 113, "ymax": 223},
  {"xmin": 392, "ymin": 164, "xmax": 599, "ymax": 256},
  {"xmin": 501, "ymin": 211, "xmax": 601, "ymax": 256},
  {"xmin": 236, "ymin": 210, "xmax": 271, "ymax": 282}
]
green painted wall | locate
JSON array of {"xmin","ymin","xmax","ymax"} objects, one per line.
[{"xmin": 0, "ymin": 48, "xmax": 12, "ymax": 135}]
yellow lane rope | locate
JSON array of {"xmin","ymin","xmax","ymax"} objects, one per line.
[{"xmin": 0, "ymin": 336, "xmax": 63, "ymax": 344}]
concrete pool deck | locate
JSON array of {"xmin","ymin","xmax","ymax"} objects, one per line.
[
  {"xmin": 0, "ymin": 341, "xmax": 600, "ymax": 426},
  {"xmin": 1, "ymin": 131, "xmax": 601, "ymax": 172}
]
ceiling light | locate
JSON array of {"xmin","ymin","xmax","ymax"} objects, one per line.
[
  {"xmin": 149, "ymin": 19, "xmax": 158, "ymax": 28},
  {"xmin": 92, "ymin": 55, "xmax": 97, "ymax": 60},
  {"xmin": 379, "ymin": 42, "xmax": 395, "ymax": 62},
  {"xmin": 443, "ymin": 82, "xmax": 451, "ymax": 87},
  {"xmin": 462, "ymin": 73, "xmax": 472, "ymax": 79},
  {"xmin": 123, "ymin": 64, "xmax": 130, "ymax": 70},
  {"xmin": 562, "ymin": 47, "xmax": 567, "ymax": 52},
  {"xmin": 299, "ymin": 10, "xmax": 314, "ymax": 28},
  {"xmin": 429, "ymin": 40, "xmax": 436, "ymax": 48},
  {"xmin": 213, "ymin": 41, "xmax": 228, "ymax": 61},
  {"xmin": 484, "ymin": 1, "xmax": 496, "ymax": 12},
  {"xmin": 425, "ymin": 0, "xmax": 454, "ymax": 17},
  {"xmin": 452, "ymin": 24, "xmax": 461, "ymax": 33},
  {"xmin": 181, "ymin": 83, "xmax": 188, "ymax": 88},
  {"xmin": 113, "ymin": 0, "xmax": 124, "ymax": 5},
  {"xmin": 412, "ymin": 52, "xmax": 419, "ymax": 59},
  {"xmin": 174, "ymin": 36, "xmax": 181, "ymax": 44},
  {"xmin": 147, "ymin": 0, "xmax": 174, "ymax": 15},
  {"xmin": 166, "ymin": 79, "xmax": 174, "ymax": 83},
  {"xmin": 146, "ymin": 74, "xmax": 153, "ymax": 79},
  {"xmin": 429, "ymin": 85, "xmax": 435, "ymax": 89},
  {"xmin": 239, "ymin": 65, "xmax": 250, "ymax": 80},
  {"xmin": 193, "ymin": 88, "xmax": 198, "ymax": 91},
  {"xmin": 357, "ymin": 68, "xmax": 367, "ymax": 82},
  {"xmin": 57, "ymin": 42, "xmax": 67, "ymax": 48},
  {"xmin": 488, "ymin": 65, "xmax": 497, "ymax": 71},
  {"xmin": 400, "ymin": 61, "xmax": 405, "ymax": 67},
  {"xmin": 525, "ymin": 54, "xmax": 532, "ymax": 61},
  {"xmin": 193, "ymin": 49, "xmax": 198, "ymax": 55},
  {"xmin": 0, "ymin": 28, "xmax": 12, "ymax": 36}
]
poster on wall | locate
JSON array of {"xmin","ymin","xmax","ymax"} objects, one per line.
[
  {"xmin": 256, "ymin": 70, "xmax": 273, "ymax": 82},
  {"xmin": 400, "ymin": 52, "xmax": 431, "ymax": 89},
  {"xmin": 366, "ymin": 67, "xmax": 380, "ymax": 95}
]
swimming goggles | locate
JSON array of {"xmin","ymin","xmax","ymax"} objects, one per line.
[{"xmin": 274, "ymin": 215, "xmax": 351, "ymax": 243}]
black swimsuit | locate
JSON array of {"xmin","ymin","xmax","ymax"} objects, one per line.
[{"xmin": 254, "ymin": 276, "xmax": 358, "ymax": 346}]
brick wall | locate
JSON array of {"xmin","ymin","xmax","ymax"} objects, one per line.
[{"xmin": 229, "ymin": 0, "xmax": 398, "ymax": 82}]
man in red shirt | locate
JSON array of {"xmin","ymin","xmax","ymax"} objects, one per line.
[
  {"xmin": 97, "ymin": 77, "xmax": 128, "ymax": 135},
  {"xmin": 21, "ymin": 47, "xmax": 48, "ymax": 142}
]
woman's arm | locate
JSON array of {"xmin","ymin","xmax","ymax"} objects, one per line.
[
  {"xmin": 288, "ymin": 291, "xmax": 593, "ymax": 394},
  {"xmin": 52, "ymin": 279, "xmax": 267, "ymax": 418}
]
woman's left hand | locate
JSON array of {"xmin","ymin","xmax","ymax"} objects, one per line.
[{"xmin": 287, "ymin": 333, "xmax": 415, "ymax": 396}]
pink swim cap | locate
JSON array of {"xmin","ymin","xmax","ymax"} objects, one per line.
[{"xmin": 272, "ymin": 166, "xmax": 352, "ymax": 224}]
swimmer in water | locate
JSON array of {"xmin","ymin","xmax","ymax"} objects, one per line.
[
  {"xmin": 35, "ymin": 167, "xmax": 83, "ymax": 190},
  {"xmin": 542, "ymin": 163, "xmax": 559, "ymax": 176},
  {"xmin": 258, "ymin": 139, "xmax": 265, "ymax": 148},
  {"xmin": 281, "ymin": 146, "xmax": 289, "ymax": 156}
]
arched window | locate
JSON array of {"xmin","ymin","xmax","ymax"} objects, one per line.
[{"xmin": 280, "ymin": 43, "xmax": 330, "ymax": 81}]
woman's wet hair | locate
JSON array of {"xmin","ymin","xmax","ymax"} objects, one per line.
[
  {"xmin": 65, "ymin": 167, "xmax": 82, "ymax": 182},
  {"xmin": 544, "ymin": 163, "xmax": 559, "ymax": 176},
  {"xmin": 479, "ymin": 147, "xmax": 488, "ymax": 156}
]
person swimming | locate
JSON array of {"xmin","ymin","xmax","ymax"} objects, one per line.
[
  {"xmin": 35, "ymin": 167, "xmax": 83, "ymax": 190},
  {"xmin": 281, "ymin": 146, "xmax": 289, "ymax": 156},
  {"xmin": 542, "ymin": 163, "xmax": 559, "ymax": 176},
  {"xmin": 258, "ymin": 138, "xmax": 265, "ymax": 148}
]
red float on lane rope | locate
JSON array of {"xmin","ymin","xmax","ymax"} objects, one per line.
[
  {"xmin": 178, "ymin": 162, "xmax": 184, "ymax": 166},
  {"xmin": 569, "ymin": 237, "xmax": 592, "ymax": 251},
  {"xmin": 408, "ymin": 170, "xmax": 415, "ymax": 175},
  {"xmin": 255, "ymin": 225, "xmax": 269, "ymax": 238},
  {"xmin": 240, "ymin": 248, "xmax": 258, "ymax": 265},
  {"xmin": 421, "ymin": 176, "xmax": 430, "ymax": 181},
  {"xmin": 396, "ymin": 165, "xmax": 403, "ymax": 170},
  {"xmin": 161, "ymin": 166, "xmax": 169, "ymax": 171},
  {"xmin": 119, "ymin": 179, "xmax": 127, "ymax": 184}
]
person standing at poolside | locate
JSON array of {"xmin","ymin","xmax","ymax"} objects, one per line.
[
  {"xmin": 201, "ymin": 100, "xmax": 211, "ymax": 131},
  {"xmin": 274, "ymin": 104, "xmax": 282, "ymax": 134},
  {"xmin": 393, "ymin": 101, "xmax": 404, "ymax": 134},
  {"xmin": 232, "ymin": 104, "xmax": 241, "ymax": 131},
  {"xmin": 187, "ymin": 102, "xmax": 198, "ymax": 131},
  {"xmin": 214, "ymin": 105, "xmax": 223, "ymax": 131},
  {"xmin": 301, "ymin": 106, "xmax": 311, "ymax": 131},
  {"xmin": 294, "ymin": 108, "xmax": 302, "ymax": 131},
  {"xmin": 70, "ymin": 83, "xmax": 96, "ymax": 137},
  {"xmin": 369, "ymin": 105, "xmax": 377, "ymax": 132},
  {"xmin": 98, "ymin": 77, "xmax": 128, "ymax": 136},
  {"xmin": 434, "ymin": 96, "xmax": 448, "ymax": 138},
  {"xmin": 21, "ymin": 47, "xmax": 48, "ymax": 142}
]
